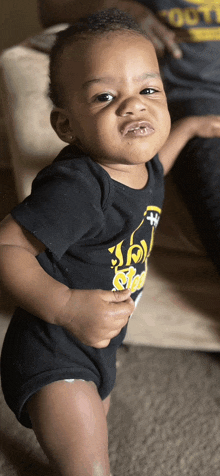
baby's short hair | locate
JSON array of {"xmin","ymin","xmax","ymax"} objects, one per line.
[{"xmin": 49, "ymin": 8, "xmax": 148, "ymax": 108}]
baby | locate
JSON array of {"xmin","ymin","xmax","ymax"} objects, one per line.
[{"xmin": 1, "ymin": 9, "xmax": 220, "ymax": 476}]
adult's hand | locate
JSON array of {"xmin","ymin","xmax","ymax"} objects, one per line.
[
  {"xmin": 136, "ymin": 5, "xmax": 182, "ymax": 59},
  {"xmin": 38, "ymin": 0, "xmax": 182, "ymax": 58}
]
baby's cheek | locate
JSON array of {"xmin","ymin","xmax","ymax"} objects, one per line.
[{"xmin": 162, "ymin": 113, "xmax": 171, "ymax": 142}]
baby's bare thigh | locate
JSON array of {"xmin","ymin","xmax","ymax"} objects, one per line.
[
  {"xmin": 27, "ymin": 379, "xmax": 111, "ymax": 475},
  {"xmin": 27, "ymin": 379, "xmax": 105, "ymax": 420},
  {"xmin": 63, "ymin": 378, "xmax": 111, "ymax": 415}
]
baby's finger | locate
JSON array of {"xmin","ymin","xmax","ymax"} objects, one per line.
[
  {"xmin": 109, "ymin": 288, "xmax": 131, "ymax": 302},
  {"xmin": 112, "ymin": 296, "xmax": 135, "ymax": 317},
  {"xmin": 99, "ymin": 287, "xmax": 128, "ymax": 302}
]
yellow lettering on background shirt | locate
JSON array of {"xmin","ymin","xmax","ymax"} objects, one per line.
[
  {"xmin": 188, "ymin": 26, "xmax": 220, "ymax": 41},
  {"xmin": 213, "ymin": 6, "xmax": 220, "ymax": 22},
  {"xmin": 184, "ymin": 0, "xmax": 219, "ymax": 6},
  {"xmin": 168, "ymin": 8, "xmax": 185, "ymax": 27},
  {"xmin": 185, "ymin": 8, "xmax": 200, "ymax": 25},
  {"xmin": 159, "ymin": 5, "xmax": 220, "ymax": 30},
  {"xmin": 198, "ymin": 5, "xmax": 213, "ymax": 23}
]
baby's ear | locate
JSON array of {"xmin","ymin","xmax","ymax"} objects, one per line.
[{"xmin": 50, "ymin": 108, "xmax": 74, "ymax": 144}]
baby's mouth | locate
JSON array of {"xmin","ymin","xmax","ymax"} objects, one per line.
[{"xmin": 121, "ymin": 121, "xmax": 155, "ymax": 137}]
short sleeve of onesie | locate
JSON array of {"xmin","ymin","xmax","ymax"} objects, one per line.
[{"xmin": 11, "ymin": 147, "xmax": 108, "ymax": 260}]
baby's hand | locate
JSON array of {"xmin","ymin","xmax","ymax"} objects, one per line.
[
  {"xmin": 57, "ymin": 288, "xmax": 135, "ymax": 348},
  {"xmin": 188, "ymin": 115, "xmax": 220, "ymax": 139}
]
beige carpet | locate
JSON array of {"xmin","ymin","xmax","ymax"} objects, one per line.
[{"xmin": 1, "ymin": 169, "xmax": 220, "ymax": 475}]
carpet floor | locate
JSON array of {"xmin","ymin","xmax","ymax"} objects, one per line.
[{"xmin": 1, "ymin": 169, "xmax": 220, "ymax": 475}]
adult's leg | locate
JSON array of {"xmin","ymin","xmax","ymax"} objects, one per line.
[
  {"xmin": 171, "ymin": 136, "xmax": 220, "ymax": 274},
  {"xmin": 27, "ymin": 380, "xmax": 111, "ymax": 476}
]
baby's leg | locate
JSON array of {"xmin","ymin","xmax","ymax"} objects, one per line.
[{"xmin": 27, "ymin": 380, "xmax": 111, "ymax": 476}]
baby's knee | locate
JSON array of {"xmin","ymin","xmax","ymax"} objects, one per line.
[{"xmin": 93, "ymin": 462, "xmax": 109, "ymax": 476}]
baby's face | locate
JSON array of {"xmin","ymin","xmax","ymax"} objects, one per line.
[{"xmin": 55, "ymin": 31, "xmax": 171, "ymax": 167}]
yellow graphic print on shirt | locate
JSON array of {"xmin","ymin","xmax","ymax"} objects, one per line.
[
  {"xmin": 108, "ymin": 205, "xmax": 161, "ymax": 295},
  {"xmin": 159, "ymin": 1, "xmax": 220, "ymax": 42}
]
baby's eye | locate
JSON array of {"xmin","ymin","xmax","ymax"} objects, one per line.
[
  {"xmin": 96, "ymin": 93, "xmax": 114, "ymax": 102},
  {"xmin": 140, "ymin": 88, "xmax": 158, "ymax": 95}
]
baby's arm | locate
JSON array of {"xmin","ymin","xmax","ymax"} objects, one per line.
[
  {"xmin": 0, "ymin": 215, "xmax": 134, "ymax": 348},
  {"xmin": 159, "ymin": 115, "xmax": 220, "ymax": 175}
]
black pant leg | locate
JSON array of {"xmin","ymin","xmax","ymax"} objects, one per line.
[{"xmin": 171, "ymin": 136, "xmax": 220, "ymax": 274}]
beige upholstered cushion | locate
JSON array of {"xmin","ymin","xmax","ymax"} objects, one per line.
[{"xmin": 0, "ymin": 27, "xmax": 66, "ymax": 201}]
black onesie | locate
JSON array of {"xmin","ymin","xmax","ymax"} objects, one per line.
[{"xmin": 1, "ymin": 145, "xmax": 164, "ymax": 428}]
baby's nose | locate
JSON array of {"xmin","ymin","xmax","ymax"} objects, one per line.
[{"xmin": 117, "ymin": 97, "xmax": 146, "ymax": 116}]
